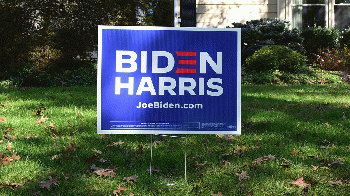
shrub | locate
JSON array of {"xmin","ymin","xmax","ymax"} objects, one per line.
[
  {"xmin": 0, "ymin": 4, "xmax": 32, "ymax": 80},
  {"xmin": 301, "ymin": 27, "xmax": 339, "ymax": 61},
  {"xmin": 316, "ymin": 46, "xmax": 350, "ymax": 72},
  {"xmin": 228, "ymin": 18, "xmax": 304, "ymax": 62},
  {"xmin": 245, "ymin": 45, "xmax": 306, "ymax": 73}
]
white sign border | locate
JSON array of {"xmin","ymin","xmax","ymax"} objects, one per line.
[{"xmin": 97, "ymin": 26, "xmax": 241, "ymax": 135}]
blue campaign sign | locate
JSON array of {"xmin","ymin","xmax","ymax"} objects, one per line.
[{"xmin": 97, "ymin": 26, "xmax": 241, "ymax": 134}]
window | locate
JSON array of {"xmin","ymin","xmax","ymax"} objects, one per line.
[
  {"xmin": 335, "ymin": 0, "xmax": 350, "ymax": 29},
  {"xmin": 290, "ymin": 0, "xmax": 350, "ymax": 30},
  {"xmin": 180, "ymin": 0, "xmax": 196, "ymax": 27},
  {"xmin": 292, "ymin": 0, "xmax": 326, "ymax": 30}
]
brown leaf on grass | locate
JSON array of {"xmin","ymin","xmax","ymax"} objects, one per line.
[
  {"xmin": 0, "ymin": 117, "xmax": 6, "ymax": 122},
  {"xmin": 255, "ymin": 157, "xmax": 263, "ymax": 164},
  {"xmin": 328, "ymin": 180, "xmax": 342, "ymax": 186},
  {"xmin": 94, "ymin": 168, "xmax": 116, "ymax": 177},
  {"xmin": 311, "ymin": 165, "xmax": 319, "ymax": 170},
  {"xmin": 49, "ymin": 123, "xmax": 56, "ymax": 131},
  {"xmin": 0, "ymin": 181, "xmax": 22, "ymax": 189},
  {"xmin": 90, "ymin": 164, "xmax": 117, "ymax": 177},
  {"xmin": 124, "ymin": 175, "xmax": 138, "ymax": 183},
  {"xmin": 2, "ymin": 154, "xmax": 12, "ymax": 165},
  {"xmin": 85, "ymin": 154, "xmax": 98, "ymax": 164},
  {"xmin": 36, "ymin": 116, "xmax": 49, "ymax": 123},
  {"xmin": 11, "ymin": 152, "xmax": 20, "ymax": 161},
  {"xmin": 3, "ymin": 128, "xmax": 13, "ymax": 133},
  {"xmin": 92, "ymin": 149, "xmax": 102, "ymax": 154},
  {"xmin": 40, "ymin": 176, "xmax": 59, "ymax": 190},
  {"xmin": 328, "ymin": 161, "xmax": 344, "ymax": 166},
  {"xmin": 290, "ymin": 177, "xmax": 310, "ymax": 188},
  {"xmin": 195, "ymin": 161, "xmax": 208, "ymax": 167},
  {"xmin": 222, "ymin": 160, "xmax": 230, "ymax": 166},
  {"xmin": 4, "ymin": 134, "xmax": 15, "ymax": 140},
  {"xmin": 223, "ymin": 135, "xmax": 236, "ymax": 140},
  {"xmin": 264, "ymin": 154, "xmax": 277, "ymax": 161},
  {"xmin": 290, "ymin": 148, "xmax": 299, "ymax": 156},
  {"xmin": 113, "ymin": 185, "xmax": 127, "ymax": 195},
  {"xmin": 64, "ymin": 142, "xmax": 77, "ymax": 151},
  {"xmin": 113, "ymin": 141, "xmax": 125, "ymax": 146},
  {"xmin": 235, "ymin": 171, "xmax": 249, "ymax": 181},
  {"xmin": 6, "ymin": 142, "xmax": 14, "ymax": 151}
]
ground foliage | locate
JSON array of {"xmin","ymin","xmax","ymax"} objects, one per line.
[{"xmin": 0, "ymin": 85, "xmax": 349, "ymax": 195}]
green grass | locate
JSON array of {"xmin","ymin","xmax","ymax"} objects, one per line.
[{"xmin": 0, "ymin": 84, "xmax": 350, "ymax": 195}]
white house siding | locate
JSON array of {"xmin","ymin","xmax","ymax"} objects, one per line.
[{"xmin": 196, "ymin": 0, "xmax": 278, "ymax": 27}]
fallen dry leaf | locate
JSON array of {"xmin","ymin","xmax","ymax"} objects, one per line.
[
  {"xmin": 0, "ymin": 117, "xmax": 6, "ymax": 122},
  {"xmin": 328, "ymin": 180, "xmax": 342, "ymax": 186},
  {"xmin": 94, "ymin": 168, "xmax": 116, "ymax": 177},
  {"xmin": 124, "ymin": 175, "xmax": 138, "ymax": 183},
  {"xmin": 255, "ymin": 157, "xmax": 263, "ymax": 164},
  {"xmin": 49, "ymin": 123, "xmax": 56, "ymax": 131},
  {"xmin": 113, "ymin": 141, "xmax": 125, "ymax": 146},
  {"xmin": 90, "ymin": 164, "xmax": 117, "ymax": 177},
  {"xmin": 328, "ymin": 161, "xmax": 344, "ymax": 166},
  {"xmin": 195, "ymin": 161, "xmax": 208, "ymax": 167},
  {"xmin": 4, "ymin": 134, "xmax": 15, "ymax": 140},
  {"xmin": 3, "ymin": 128, "xmax": 13, "ymax": 133},
  {"xmin": 11, "ymin": 152, "xmax": 20, "ymax": 161},
  {"xmin": 290, "ymin": 177, "xmax": 310, "ymax": 188},
  {"xmin": 264, "ymin": 154, "xmax": 277, "ymax": 161},
  {"xmin": 222, "ymin": 160, "xmax": 230, "ymax": 166},
  {"xmin": 235, "ymin": 171, "xmax": 249, "ymax": 181},
  {"xmin": 64, "ymin": 142, "xmax": 77, "ymax": 151},
  {"xmin": 40, "ymin": 176, "xmax": 59, "ymax": 190},
  {"xmin": 2, "ymin": 154, "xmax": 12, "ymax": 165},
  {"xmin": 0, "ymin": 181, "xmax": 22, "ymax": 189},
  {"xmin": 290, "ymin": 148, "xmax": 299, "ymax": 156},
  {"xmin": 6, "ymin": 142, "xmax": 14, "ymax": 151},
  {"xmin": 36, "ymin": 116, "xmax": 49, "ymax": 123},
  {"xmin": 92, "ymin": 149, "xmax": 102, "ymax": 154},
  {"xmin": 113, "ymin": 185, "xmax": 127, "ymax": 195}
]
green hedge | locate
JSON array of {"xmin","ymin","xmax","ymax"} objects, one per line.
[{"xmin": 245, "ymin": 45, "xmax": 306, "ymax": 73}]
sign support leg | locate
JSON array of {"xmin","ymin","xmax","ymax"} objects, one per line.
[
  {"xmin": 150, "ymin": 134, "xmax": 153, "ymax": 178},
  {"xmin": 185, "ymin": 135, "xmax": 187, "ymax": 181}
]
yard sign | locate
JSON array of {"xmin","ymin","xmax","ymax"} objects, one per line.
[{"xmin": 97, "ymin": 26, "xmax": 241, "ymax": 134}]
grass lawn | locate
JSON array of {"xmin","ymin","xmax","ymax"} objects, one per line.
[{"xmin": 0, "ymin": 84, "xmax": 349, "ymax": 195}]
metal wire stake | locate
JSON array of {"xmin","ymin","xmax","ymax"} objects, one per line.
[
  {"xmin": 185, "ymin": 134, "xmax": 187, "ymax": 181},
  {"xmin": 150, "ymin": 134, "xmax": 152, "ymax": 178}
]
